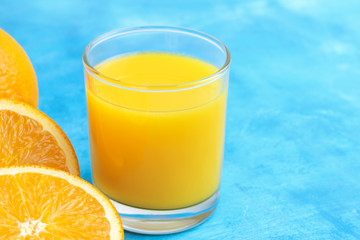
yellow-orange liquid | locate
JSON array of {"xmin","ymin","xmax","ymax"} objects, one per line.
[{"xmin": 86, "ymin": 52, "xmax": 227, "ymax": 210}]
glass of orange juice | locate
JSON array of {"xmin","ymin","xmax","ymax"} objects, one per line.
[{"xmin": 82, "ymin": 26, "xmax": 230, "ymax": 234}]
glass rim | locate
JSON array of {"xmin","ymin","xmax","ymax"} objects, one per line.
[{"xmin": 82, "ymin": 26, "xmax": 231, "ymax": 92}]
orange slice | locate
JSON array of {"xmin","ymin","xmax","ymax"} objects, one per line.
[
  {"xmin": 0, "ymin": 166, "xmax": 123, "ymax": 239},
  {"xmin": 0, "ymin": 29, "xmax": 38, "ymax": 107},
  {"xmin": 0, "ymin": 99, "xmax": 79, "ymax": 175}
]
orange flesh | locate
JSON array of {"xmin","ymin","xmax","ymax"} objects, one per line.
[
  {"xmin": 0, "ymin": 172, "xmax": 111, "ymax": 239},
  {"xmin": 0, "ymin": 110, "xmax": 69, "ymax": 172}
]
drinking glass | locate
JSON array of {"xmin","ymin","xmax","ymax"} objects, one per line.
[{"xmin": 83, "ymin": 26, "xmax": 230, "ymax": 234}]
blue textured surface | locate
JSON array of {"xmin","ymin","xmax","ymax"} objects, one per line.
[{"xmin": 2, "ymin": 0, "xmax": 360, "ymax": 239}]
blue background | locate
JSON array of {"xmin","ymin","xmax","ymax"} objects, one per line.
[{"xmin": 2, "ymin": 0, "xmax": 360, "ymax": 239}]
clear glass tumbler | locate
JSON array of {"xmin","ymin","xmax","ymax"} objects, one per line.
[{"xmin": 83, "ymin": 26, "xmax": 230, "ymax": 234}]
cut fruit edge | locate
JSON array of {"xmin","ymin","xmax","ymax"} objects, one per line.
[
  {"xmin": 0, "ymin": 165, "xmax": 123, "ymax": 239},
  {"xmin": 0, "ymin": 98, "xmax": 80, "ymax": 176}
]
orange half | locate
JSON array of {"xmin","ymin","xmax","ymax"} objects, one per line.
[
  {"xmin": 0, "ymin": 99, "xmax": 79, "ymax": 175},
  {"xmin": 0, "ymin": 166, "xmax": 123, "ymax": 239}
]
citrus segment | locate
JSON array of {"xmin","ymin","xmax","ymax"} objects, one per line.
[
  {"xmin": 0, "ymin": 99, "xmax": 79, "ymax": 175},
  {"xmin": 0, "ymin": 29, "xmax": 38, "ymax": 107},
  {"xmin": 0, "ymin": 166, "xmax": 123, "ymax": 239}
]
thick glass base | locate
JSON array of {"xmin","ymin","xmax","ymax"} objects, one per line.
[{"xmin": 110, "ymin": 191, "xmax": 219, "ymax": 235}]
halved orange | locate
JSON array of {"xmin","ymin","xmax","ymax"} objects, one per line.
[
  {"xmin": 0, "ymin": 29, "xmax": 38, "ymax": 107},
  {"xmin": 0, "ymin": 99, "xmax": 80, "ymax": 175},
  {"xmin": 0, "ymin": 166, "xmax": 123, "ymax": 239}
]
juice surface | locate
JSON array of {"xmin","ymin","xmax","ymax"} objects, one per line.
[{"xmin": 86, "ymin": 52, "xmax": 227, "ymax": 210}]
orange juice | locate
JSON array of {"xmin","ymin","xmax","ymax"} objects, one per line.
[{"xmin": 86, "ymin": 52, "xmax": 227, "ymax": 210}]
